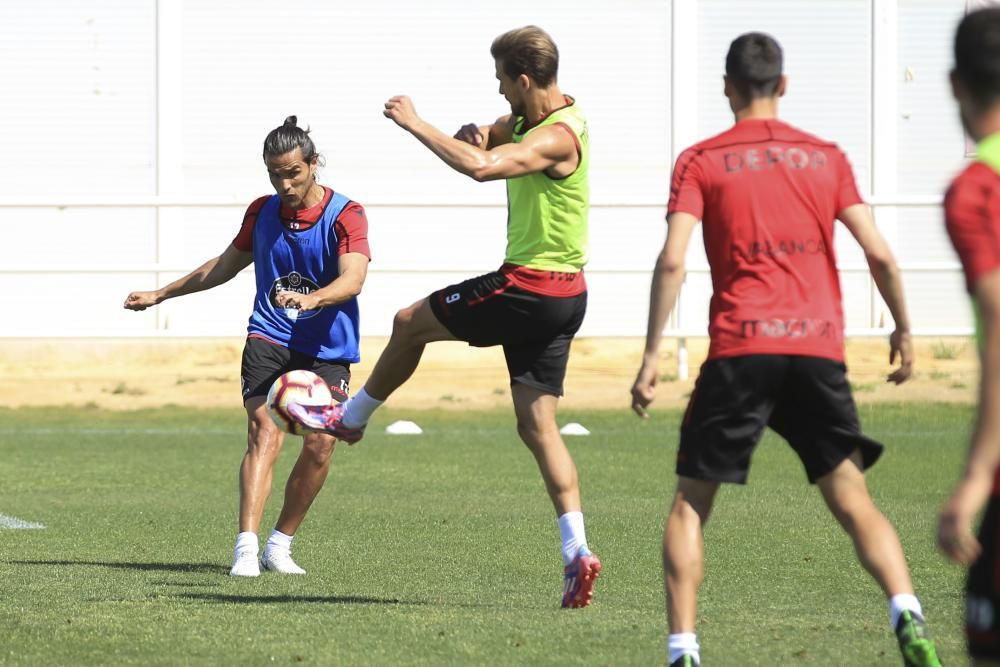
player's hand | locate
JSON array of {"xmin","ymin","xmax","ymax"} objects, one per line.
[
  {"xmin": 938, "ymin": 476, "xmax": 990, "ymax": 564},
  {"xmin": 275, "ymin": 290, "xmax": 319, "ymax": 313},
  {"xmin": 383, "ymin": 95, "xmax": 420, "ymax": 131},
  {"xmin": 454, "ymin": 123, "xmax": 484, "ymax": 146},
  {"xmin": 630, "ymin": 358, "xmax": 659, "ymax": 418},
  {"xmin": 886, "ymin": 328, "xmax": 913, "ymax": 384},
  {"xmin": 123, "ymin": 290, "xmax": 160, "ymax": 311}
]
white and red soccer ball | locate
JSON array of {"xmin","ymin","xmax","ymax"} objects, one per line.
[{"xmin": 267, "ymin": 370, "xmax": 332, "ymax": 435}]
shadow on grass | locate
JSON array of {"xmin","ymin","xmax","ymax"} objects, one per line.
[
  {"xmin": 12, "ymin": 559, "xmax": 227, "ymax": 574},
  {"xmin": 177, "ymin": 592, "xmax": 418, "ymax": 605}
]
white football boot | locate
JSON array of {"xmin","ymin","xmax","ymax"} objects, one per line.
[
  {"xmin": 260, "ymin": 549, "xmax": 306, "ymax": 575},
  {"xmin": 229, "ymin": 550, "xmax": 261, "ymax": 577}
]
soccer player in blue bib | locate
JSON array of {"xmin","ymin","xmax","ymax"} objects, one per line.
[{"xmin": 124, "ymin": 117, "xmax": 371, "ymax": 577}]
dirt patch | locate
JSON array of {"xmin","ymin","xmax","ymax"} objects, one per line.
[{"xmin": 0, "ymin": 336, "xmax": 978, "ymax": 411}]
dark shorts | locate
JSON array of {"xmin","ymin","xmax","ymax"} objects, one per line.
[
  {"xmin": 240, "ymin": 336, "xmax": 350, "ymax": 404},
  {"xmin": 428, "ymin": 271, "xmax": 586, "ymax": 396},
  {"xmin": 677, "ymin": 355, "xmax": 883, "ymax": 484},
  {"xmin": 967, "ymin": 495, "xmax": 1000, "ymax": 659}
]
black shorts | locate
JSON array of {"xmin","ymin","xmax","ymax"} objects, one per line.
[
  {"xmin": 240, "ymin": 336, "xmax": 350, "ymax": 404},
  {"xmin": 428, "ymin": 271, "xmax": 586, "ymax": 396},
  {"xmin": 677, "ymin": 355, "xmax": 883, "ymax": 484},
  {"xmin": 967, "ymin": 495, "xmax": 1000, "ymax": 659}
]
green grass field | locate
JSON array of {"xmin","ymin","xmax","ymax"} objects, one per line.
[{"xmin": 0, "ymin": 403, "xmax": 973, "ymax": 665}]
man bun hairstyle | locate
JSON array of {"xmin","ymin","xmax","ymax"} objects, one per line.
[
  {"xmin": 725, "ymin": 32, "xmax": 783, "ymax": 99},
  {"xmin": 262, "ymin": 115, "xmax": 322, "ymax": 164},
  {"xmin": 955, "ymin": 8, "xmax": 1000, "ymax": 108},
  {"xmin": 490, "ymin": 25, "xmax": 559, "ymax": 88}
]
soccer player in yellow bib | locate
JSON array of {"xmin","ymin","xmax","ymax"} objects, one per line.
[{"xmin": 288, "ymin": 25, "xmax": 601, "ymax": 608}]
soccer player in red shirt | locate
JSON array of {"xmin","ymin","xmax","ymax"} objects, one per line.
[
  {"xmin": 939, "ymin": 8, "xmax": 1000, "ymax": 665},
  {"xmin": 630, "ymin": 33, "xmax": 941, "ymax": 667}
]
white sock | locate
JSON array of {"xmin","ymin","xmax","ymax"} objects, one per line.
[
  {"xmin": 558, "ymin": 511, "xmax": 588, "ymax": 566},
  {"xmin": 889, "ymin": 593, "xmax": 923, "ymax": 629},
  {"xmin": 265, "ymin": 528, "xmax": 293, "ymax": 554},
  {"xmin": 341, "ymin": 388, "xmax": 383, "ymax": 429},
  {"xmin": 234, "ymin": 531, "xmax": 258, "ymax": 556},
  {"xmin": 668, "ymin": 633, "xmax": 700, "ymax": 664}
]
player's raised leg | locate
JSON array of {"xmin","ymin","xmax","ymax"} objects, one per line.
[
  {"xmin": 231, "ymin": 397, "xmax": 286, "ymax": 576},
  {"xmin": 364, "ymin": 297, "xmax": 457, "ymax": 402},
  {"xmin": 294, "ymin": 297, "xmax": 456, "ymax": 442},
  {"xmin": 817, "ymin": 452, "xmax": 941, "ymax": 667},
  {"xmin": 511, "ymin": 383, "xmax": 601, "ymax": 608}
]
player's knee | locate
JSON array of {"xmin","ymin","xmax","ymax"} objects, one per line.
[
  {"xmin": 671, "ymin": 493, "xmax": 712, "ymax": 525},
  {"xmin": 826, "ymin": 492, "xmax": 878, "ymax": 531},
  {"xmin": 248, "ymin": 411, "xmax": 281, "ymax": 442},
  {"xmin": 246, "ymin": 424, "xmax": 282, "ymax": 455},
  {"xmin": 515, "ymin": 414, "xmax": 538, "ymax": 439},
  {"xmin": 391, "ymin": 306, "xmax": 420, "ymax": 338},
  {"xmin": 301, "ymin": 434, "xmax": 335, "ymax": 465},
  {"xmin": 515, "ymin": 417, "xmax": 558, "ymax": 447},
  {"xmin": 672, "ymin": 480, "xmax": 718, "ymax": 522}
]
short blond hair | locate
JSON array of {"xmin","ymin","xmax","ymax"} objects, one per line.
[{"xmin": 490, "ymin": 26, "xmax": 559, "ymax": 87}]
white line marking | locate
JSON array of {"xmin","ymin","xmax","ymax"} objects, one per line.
[{"xmin": 0, "ymin": 514, "xmax": 45, "ymax": 529}]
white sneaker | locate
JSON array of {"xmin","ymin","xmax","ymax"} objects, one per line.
[
  {"xmin": 229, "ymin": 550, "xmax": 261, "ymax": 577},
  {"xmin": 261, "ymin": 549, "xmax": 306, "ymax": 575}
]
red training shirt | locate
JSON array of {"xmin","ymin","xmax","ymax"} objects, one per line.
[
  {"xmin": 668, "ymin": 118, "xmax": 864, "ymax": 362},
  {"xmin": 944, "ymin": 161, "xmax": 1000, "ymax": 295},
  {"xmin": 944, "ymin": 161, "xmax": 1000, "ymax": 494},
  {"xmin": 232, "ymin": 186, "xmax": 371, "ymax": 259}
]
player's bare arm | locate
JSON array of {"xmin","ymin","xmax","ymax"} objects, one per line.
[
  {"xmin": 453, "ymin": 115, "xmax": 515, "ymax": 150},
  {"xmin": 939, "ymin": 269, "xmax": 1000, "ymax": 564},
  {"xmin": 631, "ymin": 212, "xmax": 699, "ymax": 418},
  {"xmin": 384, "ymin": 96, "xmax": 576, "ymax": 181},
  {"xmin": 837, "ymin": 203, "xmax": 914, "ymax": 383},
  {"xmin": 123, "ymin": 244, "xmax": 253, "ymax": 311},
  {"xmin": 275, "ymin": 252, "xmax": 369, "ymax": 313}
]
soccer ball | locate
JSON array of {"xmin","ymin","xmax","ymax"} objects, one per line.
[{"xmin": 267, "ymin": 370, "xmax": 333, "ymax": 435}]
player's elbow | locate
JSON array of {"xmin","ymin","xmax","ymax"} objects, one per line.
[
  {"xmin": 864, "ymin": 247, "xmax": 897, "ymax": 274},
  {"xmin": 656, "ymin": 253, "xmax": 685, "ymax": 276},
  {"xmin": 467, "ymin": 153, "xmax": 506, "ymax": 182},
  {"xmin": 469, "ymin": 163, "xmax": 500, "ymax": 182},
  {"xmin": 344, "ymin": 276, "xmax": 365, "ymax": 298}
]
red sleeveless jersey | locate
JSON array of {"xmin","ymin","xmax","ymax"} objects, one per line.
[{"xmin": 668, "ymin": 118, "xmax": 864, "ymax": 361}]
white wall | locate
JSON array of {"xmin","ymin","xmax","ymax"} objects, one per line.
[{"xmin": 0, "ymin": 0, "xmax": 974, "ymax": 338}]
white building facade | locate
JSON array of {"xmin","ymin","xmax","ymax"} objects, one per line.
[{"xmin": 0, "ymin": 0, "xmax": 973, "ymax": 338}]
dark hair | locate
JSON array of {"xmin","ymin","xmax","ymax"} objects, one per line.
[
  {"xmin": 262, "ymin": 115, "xmax": 322, "ymax": 163},
  {"xmin": 955, "ymin": 8, "xmax": 1000, "ymax": 108},
  {"xmin": 490, "ymin": 26, "xmax": 559, "ymax": 87},
  {"xmin": 725, "ymin": 32, "xmax": 783, "ymax": 99}
]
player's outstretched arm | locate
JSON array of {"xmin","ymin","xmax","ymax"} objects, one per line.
[
  {"xmin": 631, "ymin": 212, "xmax": 698, "ymax": 418},
  {"xmin": 384, "ymin": 96, "xmax": 573, "ymax": 181},
  {"xmin": 939, "ymin": 269, "xmax": 1000, "ymax": 564},
  {"xmin": 123, "ymin": 244, "xmax": 252, "ymax": 311},
  {"xmin": 838, "ymin": 203, "xmax": 913, "ymax": 383},
  {"xmin": 275, "ymin": 253, "xmax": 369, "ymax": 313}
]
